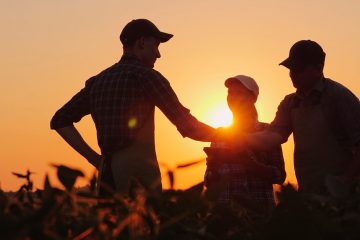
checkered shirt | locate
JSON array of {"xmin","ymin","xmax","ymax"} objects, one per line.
[
  {"xmin": 51, "ymin": 54, "xmax": 204, "ymax": 154},
  {"xmin": 205, "ymin": 122, "xmax": 286, "ymax": 211}
]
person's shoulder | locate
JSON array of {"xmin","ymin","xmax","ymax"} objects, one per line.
[
  {"xmin": 256, "ymin": 122, "xmax": 269, "ymax": 131},
  {"xmin": 83, "ymin": 63, "xmax": 119, "ymax": 86},
  {"xmin": 282, "ymin": 92, "xmax": 297, "ymax": 101},
  {"xmin": 325, "ymin": 78, "xmax": 348, "ymax": 91},
  {"xmin": 276, "ymin": 92, "xmax": 297, "ymax": 110},
  {"xmin": 325, "ymin": 78, "xmax": 359, "ymax": 101},
  {"xmin": 143, "ymin": 69, "xmax": 171, "ymax": 85},
  {"xmin": 146, "ymin": 68, "xmax": 166, "ymax": 79}
]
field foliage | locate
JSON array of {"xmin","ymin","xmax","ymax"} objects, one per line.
[{"xmin": 1, "ymin": 165, "xmax": 360, "ymax": 240}]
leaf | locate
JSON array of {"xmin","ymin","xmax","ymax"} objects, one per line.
[
  {"xmin": 90, "ymin": 171, "xmax": 97, "ymax": 194},
  {"xmin": 0, "ymin": 190, "xmax": 8, "ymax": 213},
  {"xmin": 52, "ymin": 164, "xmax": 85, "ymax": 191},
  {"xmin": 44, "ymin": 174, "xmax": 52, "ymax": 192},
  {"xmin": 176, "ymin": 158, "xmax": 205, "ymax": 169},
  {"xmin": 11, "ymin": 170, "xmax": 35, "ymax": 179},
  {"xmin": 41, "ymin": 174, "xmax": 54, "ymax": 200},
  {"xmin": 12, "ymin": 172, "xmax": 27, "ymax": 179},
  {"xmin": 167, "ymin": 171, "xmax": 174, "ymax": 189}
]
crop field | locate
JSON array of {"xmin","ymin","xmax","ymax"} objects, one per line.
[{"xmin": 1, "ymin": 165, "xmax": 360, "ymax": 240}]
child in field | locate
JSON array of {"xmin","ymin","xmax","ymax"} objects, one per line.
[{"xmin": 204, "ymin": 75, "xmax": 286, "ymax": 213}]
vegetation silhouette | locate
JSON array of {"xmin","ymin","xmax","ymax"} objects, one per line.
[{"xmin": 1, "ymin": 163, "xmax": 360, "ymax": 239}]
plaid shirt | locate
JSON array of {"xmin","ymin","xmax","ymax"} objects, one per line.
[
  {"xmin": 205, "ymin": 122, "xmax": 286, "ymax": 211},
  {"xmin": 51, "ymin": 54, "xmax": 207, "ymax": 154}
]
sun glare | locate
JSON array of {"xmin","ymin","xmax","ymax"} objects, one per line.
[{"xmin": 204, "ymin": 103, "xmax": 233, "ymax": 128}]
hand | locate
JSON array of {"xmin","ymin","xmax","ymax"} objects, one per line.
[
  {"xmin": 215, "ymin": 127, "xmax": 248, "ymax": 149},
  {"xmin": 214, "ymin": 127, "xmax": 229, "ymax": 142}
]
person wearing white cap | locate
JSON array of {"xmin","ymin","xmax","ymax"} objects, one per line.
[{"xmin": 204, "ymin": 75, "xmax": 286, "ymax": 213}]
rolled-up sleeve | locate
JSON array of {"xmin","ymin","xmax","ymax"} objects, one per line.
[
  {"xmin": 50, "ymin": 80, "xmax": 92, "ymax": 129},
  {"xmin": 268, "ymin": 95, "xmax": 294, "ymax": 143},
  {"xmin": 142, "ymin": 70, "xmax": 204, "ymax": 137}
]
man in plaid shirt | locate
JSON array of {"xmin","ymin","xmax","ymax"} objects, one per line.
[
  {"xmin": 204, "ymin": 75, "xmax": 286, "ymax": 213},
  {"xmin": 50, "ymin": 19, "xmax": 216, "ymax": 196}
]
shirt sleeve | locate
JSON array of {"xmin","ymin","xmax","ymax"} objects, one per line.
[
  {"xmin": 142, "ymin": 70, "xmax": 205, "ymax": 137},
  {"xmin": 268, "ymin": 94, "xmax": 294, "ymax": 143},
  {"xmin": 50, "ymin": 79, "xmax": 92, "ymax": 129},
  {"xmin": 336, "ymin": 87, "xmax": 360, "ymax": 146}
]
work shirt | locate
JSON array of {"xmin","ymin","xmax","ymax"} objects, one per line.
[
  {"xmin": 205, "ymin": 122, "xmax": 286, "ymax": 212},
  {"xmin": 51, "ymin": 54, "xmax": 207, "ymax": 154},
  {"xmin": 269, "ymin": 78, "xmax": 360, "ymax": 150}
]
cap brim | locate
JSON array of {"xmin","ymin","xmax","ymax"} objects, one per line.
[
  {"xmin": 279, "ymin": 58, "xmax": 307, "ymax": 71},
  {"xmin": 224, "ymin": 77, "xmax": 239, "ymax": 88},
  {"xmin": 279, "ymin": 58, "xmax": 292, "ymax": 69},
  {"xmin": 157, "ymin": 32, "xmax": 173, "ymax": 42}
]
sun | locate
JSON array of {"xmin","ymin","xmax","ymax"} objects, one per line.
[{"xmin": 203, "ymin": 103, "xmax": 233, "ymax": 128}]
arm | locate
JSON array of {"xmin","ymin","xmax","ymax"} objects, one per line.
[
  {"xmin": 184, "ymin": 121, "xmax": 216, "ymax": 142},
  {"xmin": 241, "ymin": 158, "xmax": 279, "ymax": 179},
  {"xmin": 142, "ymin": 71, "xmax": 216, "ymax": 142},
  {"xmin": 336, "ymin": 88, "xmax": 360, "ymax": 183},
  {"xmin": 342, "ymin": 144, "xmax": 360, "ymax": 183},
  {"xmin": 223, "ymin": 95, "xmax": 294, "ymax": 151},
  {"xmin": 238, "ymin": 135, "xmax": 286, "ymax": 183},
  {"xmin": 245, "ymin": 131, "xmax": 284, "ymax": 151},
  {"xmin": 51, "ymin": 78, "xmax": 101, "ymax": 168},
  {"xmin": 55, "ymin": 126, "xmax": 101, "ymax": 169}
]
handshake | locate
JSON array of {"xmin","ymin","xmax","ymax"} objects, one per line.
[
  {"xmin": 211, "ymin": 126, "xmax": 249, "ymax": 150},
  {"xmin": 204, "ymin": 127, "xmax": 255, "ymax": 166}
]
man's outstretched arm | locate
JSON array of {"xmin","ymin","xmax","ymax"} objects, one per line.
[
  {"xmin": 142, "ymin": 70, "xmax": 217, "ymax": 142},
  {"xmin": 244, "ymin": 131, "xmax": 285, "ymax": 151},
  {"xmin": 54, "ymin": 125, "xmax": 102, "ymax": 169}
]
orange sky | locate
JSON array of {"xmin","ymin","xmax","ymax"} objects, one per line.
[{"xmin": 1, "ymin": 0, "xmax": 360, "ymax": 191}]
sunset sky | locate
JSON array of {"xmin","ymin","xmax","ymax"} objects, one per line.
[{"xmin": 1, "ymin": 0, "xmax": 359, "ymax": 191}]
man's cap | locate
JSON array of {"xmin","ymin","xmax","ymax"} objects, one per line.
[
  {"xmin": 120, "ymin": 19, "xmax": 173, "ymax": 45},
  {"xmin": 225, "ymin": 75, "xmax": 259, "ymax": 99},
  {"xmin": 279, "ymin": 40, "xmax": 326, "ymax": 70}
]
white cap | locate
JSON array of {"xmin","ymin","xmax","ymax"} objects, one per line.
[{"xmin": 225, "ymin": 75, "xmax": 259, "ymax": 99}]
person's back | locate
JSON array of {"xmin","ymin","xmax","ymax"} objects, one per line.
[
  {"xmin": 83, "ymin": 55, "xmax": 170, "ymax": 154},
  {"xmin": 51, "ymin": 19, "xmax": 216, "ymax": 196}
]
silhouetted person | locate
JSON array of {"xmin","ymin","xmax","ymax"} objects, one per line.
[
  {"xmin": 50, "ymin": 19, "xmax": 216, "ymax": 196},
  {"xmin": 240, "ymin": 40, "xmax": 360, "ymax": 196},
  {"xmin": 204, "ymin": 75, "xmax": 285, "ymax": 213}
]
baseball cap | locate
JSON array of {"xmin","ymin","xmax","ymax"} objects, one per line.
[
  {"xmin": 120, "ymin": 19, "xmax": 173, "ymax": 46},
  {"xmin": 225, "ymin": 75, "xmax": 259, "ymax": 99},
  {"xmin": 279, "ymin": 40, "xmax": 326, "ymax": 70}
]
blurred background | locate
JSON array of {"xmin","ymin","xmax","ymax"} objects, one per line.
[{"xmin": 1, "ymin": 0, "xmax": 359, "ymax": 191}]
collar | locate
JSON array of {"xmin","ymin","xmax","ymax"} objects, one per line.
[
  {"xmin": 295, "ymin": 77, "xmax": 326, "ymax": 99},
  {"xmin": 119, "ymin": 53, "xmax": 145, "ymax": 67}
]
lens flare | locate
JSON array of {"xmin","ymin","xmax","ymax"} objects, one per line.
[
  {"xmin": 128, "ymin": 117, "xmax": 137, "ymax": 128},
  {"xmin": 204, "ymin": 103, "xmax": 233, "ymax": 128}
]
